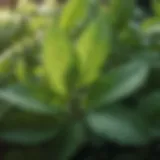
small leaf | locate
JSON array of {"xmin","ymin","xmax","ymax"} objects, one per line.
[
  {"xmin": 87, "ymin": 60, "xmax": 149, "ymax": 108},
  {"xmin": 0, "ymin": 111, "xmax": 60, "ymax": 145},
  {"xmin": 76, "ymin": 10, "xmax": 111, "ymax": 86},
  {"xmin": 0, "ymin": 84, "xmax": 58, "ymax": 115},
  {"xmin": 86, "ymin": 108, "xmax": 150, "ymax": 145},
  {"xmin": 60, "ymin": 0, "xmax": 90, "ymax": 32},
  {"xmin": 43, "ymin": 23, "xmax": 73, "ymax": 96}
]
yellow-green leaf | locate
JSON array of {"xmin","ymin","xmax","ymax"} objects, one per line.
[
  {"xmin": 43, "ymin": 24, "xmax": 73, "ymax": 96},
  {"xmin": 60, "ymin": 0, "xmax": 89, "ymax": 32},
  {"xmin": 152, "ymin": 0, "xmax": 160, "ymax": 17},
  {"xmin": 76, "ymin": 11, "xmax": 111, "ymax": 86}
]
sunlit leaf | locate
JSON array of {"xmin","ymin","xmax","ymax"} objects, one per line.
[
  {"xmin": 76, "ymin": 10, "xmax": 111, "ymax": 86},
  {"xmin": 43, "ymin": 23, "xmax": 73, "ymax": 96},
  {"xmin": 60, "ymin": 0, "xmax": 90, "ymax": 32}
]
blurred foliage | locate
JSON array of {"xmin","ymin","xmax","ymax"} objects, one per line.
[{"xmin": 0, "ymin": 0, "xmax": 159, "ymax": 160}]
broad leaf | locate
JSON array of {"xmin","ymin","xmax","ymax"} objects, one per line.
[
  {"xmin": 87, "ymin": 60, "xmax": 149, "ymax": 108},
  {"xmin": 86, "ymin": 108, "xmax": 150, "ymax": 145},
  {"xmin": 43, "ymin": 23, "xmax": 73, "ymax": 96},
  {"xmin": 0, "ymin": 84, "xmax": 58, "ymax": 115}
]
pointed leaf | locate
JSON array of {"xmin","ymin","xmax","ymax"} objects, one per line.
[
  {"xmin": 76, "ymin": 11, "xmax": 111, "ymax": 86},
  {"xmin": 86, "ymin": 108, "xmax": 150, "ymax": 145},
  {"xmin": 43, "ymin": 24, "xmax": 73, "ymax": 96},
  {"xmin": 87, "ymin": 60, "xmax": 149, "ymax": 107},
  {"xmin": 60, "ymin": 0, "xmax": 90, "ymax": 32},
  {"xmin": 0, "ymin": 84, "xmax": 57, "ymax": 115}
]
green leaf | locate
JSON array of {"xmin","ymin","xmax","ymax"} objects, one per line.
[
  {"xmin": 76, "ymin": 10, "xmax": 111, "ymax": 86},
  {"xmin": 0, "ymin": 111, "xmax": 60, "ymax": 145},
  {"xmin": 87, "ymin": 60, "xmax": 149, "ymax": 108},
  {"xmin": 141, "ymin": 18, "xmax": 160, "ymax": 35},
  {"xmin": 59, "ymin": 0, "xmax": 90, "ymax": 32},
  {"xmin": 109, "ymin": 0, "xmax": 135, "ymax": 30},
  {"xmin": 86, "ymin": 108, "xmax": 150, "ymax": 145},
  {"xmin": 0, "ymin": 84, "xmax": 58, "ymax": 115},
  {"xmin": 52, "ymin": 121, "xmax": 86, "ymax": 160},
  {"xmin": 152, "ymin": 0, "xmax": 160, "ymax": 17},
  {"xmin": 43, "ymin": 23, "xmax": 73, "ymax": 96}
]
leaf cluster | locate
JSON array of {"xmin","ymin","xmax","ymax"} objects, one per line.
[{"xmin": 0, "ymin": 0, "xmax": 159, "ymax": 160}]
